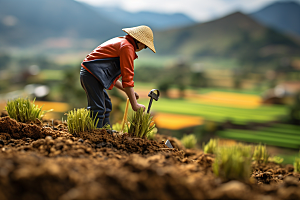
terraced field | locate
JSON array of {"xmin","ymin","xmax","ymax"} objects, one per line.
[{"xmin": 216, "ymin": 123, "xmax": 300, "ymax": 149}]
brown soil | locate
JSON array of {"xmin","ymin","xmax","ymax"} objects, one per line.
[{"xmin": 0, "ymin": 116, "xmax": 300, "ymax": 200}]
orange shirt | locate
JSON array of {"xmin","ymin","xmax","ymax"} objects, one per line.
[{"xmin": 82, "ymin": 35, "xmax": 138, "ymax": 89}]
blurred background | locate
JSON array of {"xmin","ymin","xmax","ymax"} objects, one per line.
[{"xmin": 1, "ymin": 0, "xmax": 300, "ymax": 163}]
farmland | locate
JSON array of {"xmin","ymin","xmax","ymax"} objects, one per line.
[{"xmin": 136, "ymin": 88, "xmax": 287, "ymax": 128}]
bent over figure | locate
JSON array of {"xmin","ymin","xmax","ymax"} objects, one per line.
[{"xmin": 80, "ymin": 25, "xmax": 156, "ymax": 128}]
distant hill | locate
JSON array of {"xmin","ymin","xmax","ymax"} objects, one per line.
[
  {"xmin": 251, "ymin": 1, "xmax": 300, "ymax": 36},
  {"xmin": 91, "ymin": 6, "xmax": 196, "ymax": 30},
  {"xmin": 154, "ymin": 12, "xmax": 300, "ymax": 67},
  {"xmin": 0, "ymin": 0, "xmax": 123, "ymax": 48}
]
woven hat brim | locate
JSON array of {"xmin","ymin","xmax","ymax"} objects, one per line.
[{"xmin": 122, "ymin": 28, "xmax": 156, "ymax": 53}]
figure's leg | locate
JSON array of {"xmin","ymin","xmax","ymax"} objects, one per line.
[
  {"xmin": 102, "ymin": 89, "xmax": 112, "ymax": 127},
  {"xmin": 80, "ymin": 67, "xmax": 106, "ymax": 128}
]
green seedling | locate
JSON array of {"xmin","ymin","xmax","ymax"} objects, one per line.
[
  {"xmin": 203, "ymin": 138, "xmax": 218, "ymax": 154},
  {"xmin": 294, "ymin": 157, "xmax": 300, "ymax": 173},
  {"xmin": 67, "ymin": 108, "xmax": 99, "ymax": 135},
  {"xmin": 253, "ymin": 143, "xmax": 269, "ymax": 164},
  {"xmin": 213, "ymin": 144, "xmax": 252, "ymax": 181},
  {"xmin": 5, "ymin": 97, "xmax": 51, "ymax": 123},
  {"xmin": 147, "ymin": 127, "xmax": 157, "ymax": 140},
  {"xmin": 112, "ymin": 122, "xmax": 128, "ymax": 133},
  {"xmin": 127, "ymin": 108, "xmax": 156, "ymax": 139},
  {"xmin": 181, "ymin": 134, "xmax": 197, "ymax": 149},
  {"xmin": 268, "ymin": 156, "xmax": 284, "ymax": 164},
  {"xmin": 294, "ymin": 151, "xmax": 300, "ymax": 173}
]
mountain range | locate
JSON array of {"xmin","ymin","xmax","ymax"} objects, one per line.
[
  {"xmin": 0, "ymin": 0, "xmax": 299, "ymax": 67},
  {"xmin": 154, "ymin": 11, "xmax": 300, "ymax": 67},
  {"xmin": 90, "ymin": 6, "xmax": 196, "ymax": 30},
  {"xmin": 251, "ymin": 1, "xmax": 300, "ymax": 37}
]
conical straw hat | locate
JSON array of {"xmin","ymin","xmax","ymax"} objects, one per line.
[{"xmin": 122, "ymin": 25, "xmax": 156, "ymax": 53}]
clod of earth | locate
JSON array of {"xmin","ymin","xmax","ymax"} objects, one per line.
[{"xmin": 0, "ymin": 115, "xmax": 300, "ymax": 200}]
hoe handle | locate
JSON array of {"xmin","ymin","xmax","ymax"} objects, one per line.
[{"xmin": 147, "ymin": 98, "xmax": 153, "ymax": 114}]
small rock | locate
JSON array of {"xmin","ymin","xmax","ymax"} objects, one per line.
[
  {"xmin": 65, "ymin": 139, "xmax": 73, "ymax": 146},
  {"xmin": 45, "ymin": 136, "xmax": 53, "ymax": 141},
  {"xmin": 78, "ymin": 139, "xmax": 84, "ymax": 143},
  {"xmin": 32, "ymin": 139, "xmax": 45, "ymax": 148},
  {"xmin": 0, "ymin": 140, "xmax": 4, "ymax": 146},
  {"xmin": 278, "ymin": 174, "xmax": 283, "ymax": 180},
  {"xmin": 97, "ymin": 142, "xmax": 107, "ymax": 148}
]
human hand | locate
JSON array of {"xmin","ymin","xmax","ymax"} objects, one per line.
[{"xmin": 132, "ymin": 103, "xmax": 145, "ymax": 112}]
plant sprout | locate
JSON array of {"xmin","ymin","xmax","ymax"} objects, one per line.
[
  {"xmin": 127, "ymin": 108, "xmax": 156, "ymax": 139},
  {"xmin": 294, "ymin": 151, "xmax": 300, "ymax": 173},
  {"xmin": 67, "ymin": 108, "xmax": 99, "ymax": 135},
  {"xmin": 181, "ymin": 134, "xmax": 197, "ymax": 149},
  {"xmin": 147, "ymin": 127, "xmax": 157, "ymax": 140},
  {"xmin": 213, "ymin": 144, "xmax": 253, "ymax": 181},
  {"xmin": 203, "ymin": 138, "xmax": 218, "ymax": 154},
  {"xmin": 112, "ymin": 122, "xmax": 128, "ymax": 133},
  {"xmin": 268, "ymin": 156, "xmax": 284, "ymax": 164},
  {"xmin": 253, "ymin": 143, "xmax": 269, "ymax": 164},
  {"xmin": 5, "ymin": 97, "xmax": 51, "ymax": 123}
]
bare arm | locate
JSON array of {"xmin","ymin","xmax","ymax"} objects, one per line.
[{"xmin": 115, "ymin": 80, "xmax": 144, "ymax": 111}]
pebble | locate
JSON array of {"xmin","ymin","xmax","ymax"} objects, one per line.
[
  {"xmin": 78, "ymin": 139, "xmax": 84, "ymax": 143},
  {"xmin": 45, "ymin": 136, "xmax": 53, "ymax": 141},
  {"xmin": 97, "ymin": 142, "xmax": 107, "ymax": 148}
]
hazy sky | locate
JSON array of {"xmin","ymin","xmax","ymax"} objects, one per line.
[{"xmin": 75, "ymin": 0, "xmax": 300, "ymax": 22}]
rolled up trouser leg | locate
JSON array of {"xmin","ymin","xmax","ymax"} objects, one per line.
[{"xmin": 80, "ymin": 67, "xmax": 112, "ymax": 128}]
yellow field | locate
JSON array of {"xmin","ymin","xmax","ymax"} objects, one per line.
[
  {"xmin": 191, "ymin": 91, "xmax": 262, "ymax": 108},
  {"xmin": 135, "ymin": 87, "xmax": 261, "ymax": 109},
  {"xmin": 153, "ymin": 113, "xmax": 203, "ymax": 130}
]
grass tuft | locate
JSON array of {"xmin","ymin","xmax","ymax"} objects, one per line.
[
  {"xmin": 181, "ymin": 134, "xmax": 197, "ymax": 149},
  {"xmin": 112, "ymin": 122, "xmax": 128, "ymax": 133},
  {"xmin": 127, "ymin": 108, "xmax": 156, "ymax": 139},
  {"xmin": 5, "ymin": 97, "xmax": 51, "ymax": 123},
  {"xmin": 268, "ymin": 156, "xmax": 284, "ymax": 164},
  {"xmin": 203, "ymin": 138, "xmax": 218, "ymax": 154},
  {"xmin": 294, "ymin": 152, "xmax": 300, "ymax": 173},
  {"xmin": 252, "ymin": 143, "xmax": 269, "ymax": 164},
  {"xmin": 67, "ymin": 108, "xmax": 99, "ymax": 135},
  {"xmin": 147, "ymin": 127, "xmax": 157, "ymax": 140},
  {"xmin": 213, "ymin": 143, "xmax": 252, "ymax": 181}
]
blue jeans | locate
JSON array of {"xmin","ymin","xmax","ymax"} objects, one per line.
[{"xmin": 80, "ymin": 67, "xmax": 112, "ymax": 128}]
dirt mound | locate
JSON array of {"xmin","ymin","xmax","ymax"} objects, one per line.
[
  {"xmin": 1, "ymin": 116, "xmax": 300, "ymax": 200},
  {"xmin": 0, "ymin": 117, "xmax": 55, "ymax": 140}
]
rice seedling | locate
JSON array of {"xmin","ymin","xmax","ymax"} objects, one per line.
[
  {"xmin": 127, "ymin": 108, "xmax": 156, "ymax": 138},
  {"xmin": 203, "ymin": 138, "xmax": 218, "ymax": 154},
  {"xmin": 253, "ymin": 143, "xmax": 269, "ymax": 164},
  {"xmin": 181, "ymin": 134, "xmax": 197, "ymax": 149},
  {"xmin": 294, "ymin": 157, "xmax": 300, "ymax": 173},
  {"xmin": 294, "ymin": 152, "xmax": 300, "ymax": 173},
  {"xmin": 67, "ymin": 108, "xmax": 99, "ymax": 135},
  {"xmin": 112, "ymin": 122, "xmax": 128, "ymax": 133},
  {"xmin": 147, "ymin": 127, "xmax": 157, "ymax": 140},
  {"xmin": 5, "ymin": 97, "xmax": 51, "ymax": 123},
  {"xmin": 213, "ymin": 144, "xmax": 253, "ymax": 181}
]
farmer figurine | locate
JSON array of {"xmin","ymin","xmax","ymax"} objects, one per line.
[{"xmin": 80, "ymin": 25, "xmax": 156, "ymax": 128}]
